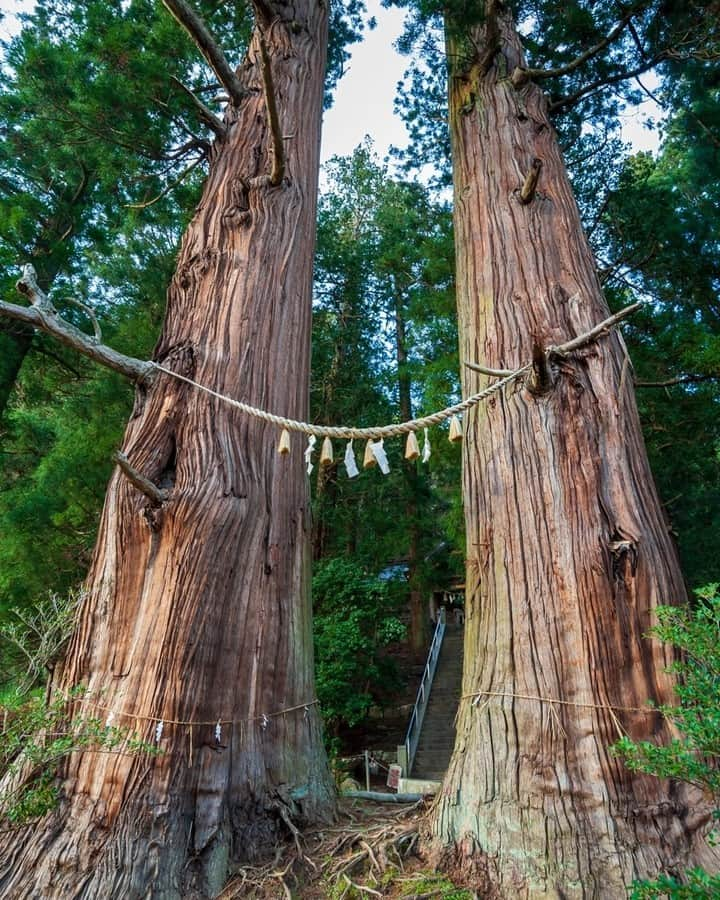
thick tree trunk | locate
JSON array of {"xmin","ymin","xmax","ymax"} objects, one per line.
[
  {"xmin": 0, "ymin": 6, "xmax": 333, "ymax": 898},
  {"xmin": 431, "ymin": 6, "xmax": 717, "ymax": 897}
]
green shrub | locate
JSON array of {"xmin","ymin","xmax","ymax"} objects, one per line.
[
  {"xmin": 0, "ymin": 686, "xmax": 157, "ymax": 826},
  {"xmin": 313, "ymin": 558, "xmax": 405, "ymax": 734},
  {"xmin": 613, "ymin": 584, "xmax": 720, "ymax": 898}
]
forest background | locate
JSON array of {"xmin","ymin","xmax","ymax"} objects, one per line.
[{"xmin": 0, "ymin": 0, "xmax": 718, "ymax": 737}]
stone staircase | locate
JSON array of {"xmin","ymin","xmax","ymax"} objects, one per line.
[{"xmin": 410, "ymin": 623, "xmax": 464, "ymax": 781}]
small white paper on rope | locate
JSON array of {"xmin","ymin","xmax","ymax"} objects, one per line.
[
  {"xmin": 155, "ymin": 720, "xmax": 164, "ymax": 743},
  {"xmin": 261, "ymin": 713, "xmax": 270, "ymax": 730},
  {"xmin": 422, "ymin": 428, "xmax": 431, "ymax": 464},
  {"xmin": 370, "ymin": 439, "xmax": 390, "ymax": 475},
  {"xmin": 304, "ymin": 435, "xmax": 317, "ymax": 475},
  {"xmin": 215, "ymin": 721, "xmax": 222, "ymax": 744},
  {"xmin": 105, "ymin": 711, "xmax": 115, "ymax": 728},
  {"xmin": 344, "ymin": 440, "xmax": 359, "ymax": 478}
]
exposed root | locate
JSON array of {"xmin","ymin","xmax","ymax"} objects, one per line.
[{"xmin": 219, "ymin": 796, "xmax": 430, "ymax": 898}]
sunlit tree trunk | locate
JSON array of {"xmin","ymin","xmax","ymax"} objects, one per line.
[
  {"xmin": 0, "ymin": 4, "xmax": 333, "ymax": 897},
  {"xmin": 432, "ymin": 5, "xmax": 717, "ymax": 896}
]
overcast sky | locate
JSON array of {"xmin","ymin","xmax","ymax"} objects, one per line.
[{"xmin": 1, "ymin": 0, "xmax": 661, "ymax": 168}]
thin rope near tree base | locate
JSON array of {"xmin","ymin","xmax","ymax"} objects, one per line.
[
  {"xmin": 460, "ymin": 689, "xmax": 661, "ymax": 740},
  {"xmin": 461, "ymin": 689, "xmax": 656, "ymax": 714}
]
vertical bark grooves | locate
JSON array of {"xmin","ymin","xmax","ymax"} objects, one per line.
[
  {"xmin": 432, "ymin": 6, "xmax": 718, "ymax": 897},
  {"xmin": 0, "ymin": 6, "xmax": 332, "ymax": 898}
]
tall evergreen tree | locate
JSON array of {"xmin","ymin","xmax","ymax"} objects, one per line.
[
  {"xmin": 0, "ymin": 0, "xmax": 366, "ymax": 893},
  {"xmin": 390, "ymin": 0, "xmax": 720, "ymax": 892}
]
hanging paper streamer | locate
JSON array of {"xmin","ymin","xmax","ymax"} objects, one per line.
[
  {"xmin": 155, "ymin": 720, "xmax": 164, "ymax": 744},
  {"xmin": 277, "ymin": 428, "xmax": 291, "ymax": 455},
  {"xmin": 371, "ymin": 439, "xmax": 390, "ymax": 475},
  {"xmin": 448, "ymin": 415, "xmax": 463, "ymax": 443},
  {"xmin": 304, "ymin": 435, "xmax": 317, "ymax": 475},
  {"xmin": 344, "ymin": 440, "xmax": 359, "ymax": 478},
  {"xmin": 363, "ymin": 440, "xmax": 377, "ymax": 469},
  {"xmin": 215, "ymin": 721, "xmax": 222, "ymax": 744},
  {"xmin": 405, "ymin": 431, "xmax": 420, "ymax": 461},
  {"xmin": 105, "ymin": 711, "xmax": 115, "ymax": 728},
  {"xmin": 261, "ymin": 714, "xmax": 270, "ymax": 730},
  {"xmin": 422, "ymin": 428, "xmax": 431, "ymax": 464},
  {"xmin": 320, "ymin": 436, "xmax": 333, "ymax": 467}
]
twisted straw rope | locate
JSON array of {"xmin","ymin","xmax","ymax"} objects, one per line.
[{"xmin": 153, "ymin": 362, "xmax": 532, "ymax": 440}]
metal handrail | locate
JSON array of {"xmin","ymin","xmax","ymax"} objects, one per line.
[{"xmin": 402, "ymin": 608, "xmax": 446, "ymax": 775}]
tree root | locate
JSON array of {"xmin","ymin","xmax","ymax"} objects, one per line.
[{"xmin": 219, "ymin": 797, "xmax": 429, "ymax": 898}]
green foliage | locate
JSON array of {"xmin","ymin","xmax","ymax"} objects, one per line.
[
  {"xmin": 312, "ymin": 145, "xmax": 462, "ymax": 594},
  {"xmin": 613, "ymin": 586, "xmax": 720, "ymax": 896},
  {"xmin": 1, "ymin": 588, "xmax": 83, "ymax": 692},
  {"xmin": 613, "ymin": 586, "xmax": 720, "ymax": 794},
  {"xmin": 629, "ymin": 868, "xmax": 720, "ymax": 899},
  {"xmin": 0, "ymin": 686, "xmax": 157, "ymax": 826},
  {"xmin": 313, "ymin": 558, "xmax": 406, "ymax": 732},
  {"xmin": 397, "ymin": 871, "xmax": 474, "ymax": 898}
]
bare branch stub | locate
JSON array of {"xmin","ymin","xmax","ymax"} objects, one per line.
[
  {"xmin": 258, "ymin": 34, "xmax": 285, "ymax": 186},
  {"xmin": 465, "ymin": 361, "xmax": 515, "ymax": 378},
  {"xmin": 114, "ymin": 452, "xmax": 168, "ymax": 507},
  {"xmin": 520, "ymin": 158, "xmax": 543, "ymax": 205}
]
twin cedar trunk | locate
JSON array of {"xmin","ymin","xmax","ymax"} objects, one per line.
[
  {"xmin": 0, "ymin": 5, "xmax": 333, "ymax": 898},
  {"xmin": 432, "ymin": 7, "xmax": 716, "ymax": 896}
]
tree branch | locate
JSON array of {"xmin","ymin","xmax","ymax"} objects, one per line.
[
  {"xmin": 634, "ymin": 374, "xmax": 720, "ymax": 388},
  {"xmin": 114, "ymin": 452, "xmax": 168, "ymax": 506},
  {"xmin": 0, "ymin": 265, "xmax": 154, "ymax": 383},
  {"xmin": 549, "ymin": 53, "xmax": 666, "ymax": 114},
  {"xmin": 258, "ymin": 34, "xmax": 285, "ymax": 186},
  {"xmin": 550, "ymin": 301, "xmax": 643, "ymax": 355},
  {"xmin": 170, "ymin": 75, "xmax": 227, "ymax": 138},
  {"xmin": 512, "ymin": 5, "xmax": 644, "ymax": 87},
  {"xmin": 61, "ymin": 297, "xmax": 102, "ymax": 343},
  {"xmin": 465, "ymin": 301, "xmax": 643, "ymax": 377},
  {"xmin": 161, "ymin": 0, "xmax": 247, "ymax": 107}
]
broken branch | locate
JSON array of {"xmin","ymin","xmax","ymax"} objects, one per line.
[
  {"xmin": 258, "ymin": 35, "xmax": 285, "ymax": 186},
  {"xmin": 170, "ymin": 75, "xmax": 227, "ymax": 138},
  {"xmin": 114, "ymin": 452, "xmax": 168, "ymax": 506},
  {"xmin": 161, "ymin": 0, "xmax": 246, "ymax": 107},
  {"xmin": 0, "ymin": 265, "xmax": 154, "ymax": 383},
  {"xmin": 520, "ymin": 158, "xmax": 543, "ymax": 204},
  {"xmin": 464, "ymin": 361, "xmax": 514, "ymax": 378}
]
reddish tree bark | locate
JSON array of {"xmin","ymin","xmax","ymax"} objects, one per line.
[
  {"xmin": 431, "ymin": 5, "xmax": 718, "ymax": 895},
  {"xmin": 0, "ymin": 4, "xmax": 333, "ymax": 897}
]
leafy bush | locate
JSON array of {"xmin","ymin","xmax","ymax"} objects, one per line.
[
  {"xmin": 613, "ymin": 584, "xmax": 720, "ymax": 898},
  {"xmin": 313, "ymin": 558, "xmax": 405, "ymax": 734},
  {"xmin": 1, "ymin": 686, "xmax": 156, "ymax": 826}
]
